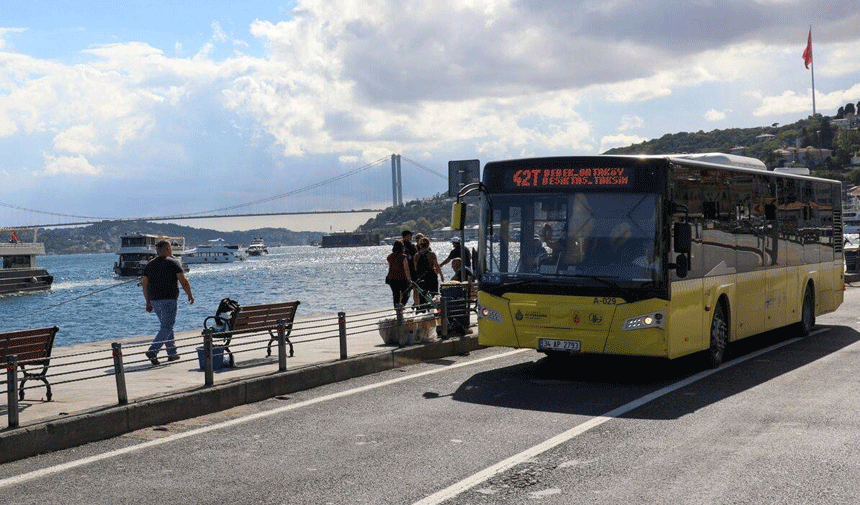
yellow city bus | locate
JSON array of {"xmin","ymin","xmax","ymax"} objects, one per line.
[{"xmin": 465, "ymin": 154, "xmax": 844, "ymax": 366}]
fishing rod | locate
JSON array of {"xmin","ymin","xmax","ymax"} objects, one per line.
[{"xmin": 26, "ymin": 276, "xmax": 142, "ymax": 316}]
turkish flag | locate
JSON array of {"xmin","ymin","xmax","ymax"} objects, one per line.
[{"xmin": 802, "ymin": 29, "xmax": 813, "ymax": 69}]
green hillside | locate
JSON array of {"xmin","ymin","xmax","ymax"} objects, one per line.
[{"xmin": 604, "ymin": 110, "xmax": 860, "ymax": 178}]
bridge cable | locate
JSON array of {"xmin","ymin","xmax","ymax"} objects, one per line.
[
  {"xmin": 0, "ymin": 201, "xmax": 111, "ymax": 221},
  {"xmin": 400, "ymin": 156, "xmax": 446, "ymax": 179},
  {"xmin": 165, "ymin": 156, "xmax": 392, "ymax": 218}
]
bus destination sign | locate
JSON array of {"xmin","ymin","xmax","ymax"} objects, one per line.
[{"xmin": 508, "ymin": 167, "xmax": 632, "ymax": 189}]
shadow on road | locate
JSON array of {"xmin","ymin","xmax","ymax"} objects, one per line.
[{"xmin": 451, "ymin": 325, "xmax": 860, "ymax": 420}]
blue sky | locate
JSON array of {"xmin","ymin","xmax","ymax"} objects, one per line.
[{"xmin": 1, "ymin": 0, "xmax": 859, "ymax": 231}]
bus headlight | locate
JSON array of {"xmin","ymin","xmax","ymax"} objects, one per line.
[
  {"xmin": 477, "ymin": 303, "xmax": 503, "ymax": 323},
  {"xmin": 623, "ymin": 311, "xmax": 665, "ymax": 330}
]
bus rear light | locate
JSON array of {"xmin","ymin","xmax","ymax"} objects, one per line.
[{"xmin": 623, "ymin": 311, "xmax": 665, "ymax": 330}]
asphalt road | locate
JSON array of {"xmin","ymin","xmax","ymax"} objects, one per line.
[{"xmin": 2, "ymin": 284, "xmax": 860, "ymax": 504}]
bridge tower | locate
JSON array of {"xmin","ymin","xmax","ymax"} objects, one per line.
[{"xmin": 391, "ymin": 154, "xmax": 403, "ymax": 206}]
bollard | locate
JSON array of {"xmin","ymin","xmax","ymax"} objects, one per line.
[
  {"xmin": 395, "ymin": 304, "xmax": 406, "ymax": 347},
  {"xmin": 338, "ymin": 312, "xmax": 348, "ymax": 359},
  {"xmin": 111, "ymin": 343, "xmax": 128, "ymax": 405},
  {"xmin": 203, "ymin": 331, "xmax": 214, "ymax": 386},
  {"xmin": 440, "ymin": 297, "xmax": 449, "ymax": 339},
  {"xmin": 6, "ymin": 355, "xmax": 19, "ymax": 428},
  {"xmin": 277, "ymin": 319, "xmax": 287, "ymax": 372}
]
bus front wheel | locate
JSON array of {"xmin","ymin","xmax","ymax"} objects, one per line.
[
  {"xmin": 799, "ymin": 286, "xmax": 815, "ymax": 337},
  {"xmin": 708, "ymin": 302, "xmax": 728, "ymax": 368}
]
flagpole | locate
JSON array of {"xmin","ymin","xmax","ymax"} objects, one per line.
[{"xmin": 809, "ymin": 25, "xmax": 816, "ymax": 116}]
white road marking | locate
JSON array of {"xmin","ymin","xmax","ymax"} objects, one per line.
[
  {"xmin": 0, "ymin": 349, "xmax": 528, "ymax": 489},
  {"xmin": 413, "ymin": 330, "xmax": 827, "ymax": 505}
]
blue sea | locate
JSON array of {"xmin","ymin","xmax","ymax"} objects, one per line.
[{"xmin": 0, "ymin": 244, "xmax": 457, "ymax": 348}]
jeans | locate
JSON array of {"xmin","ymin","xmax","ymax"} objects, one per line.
[{"xmin": 148, "ymin": 298, "xmax": 178, "ymax": 356}]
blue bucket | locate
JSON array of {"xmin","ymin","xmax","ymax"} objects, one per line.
[{"xmin": 196, "ymin": 346, "xmax": 226, "ymax": 371}]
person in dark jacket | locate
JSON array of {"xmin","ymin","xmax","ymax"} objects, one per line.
[{"xmin": 440, "ymin": 236, "xmax": 471, "ymax": 269}]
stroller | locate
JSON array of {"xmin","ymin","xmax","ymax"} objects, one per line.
[
  {"xmin": 202, "ymin": 297, "xmax": 240, "ymax": 367},
  {"xmin": 409, "ymin": 281, "xmax": 466, "ymax": 338}
]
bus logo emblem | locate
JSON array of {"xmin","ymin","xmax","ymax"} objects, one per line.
[
  {"xmin": 515, "ymin": 310, "xmax": 523, "ymax": 320},
  {"xmin": 588, "ymin": 313, "xmax": 603, "ymax": 324}
]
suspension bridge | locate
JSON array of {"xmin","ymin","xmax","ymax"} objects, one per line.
[{"xmin": 2, "ymin": 155, "xmax": 447, "ymax": 229}]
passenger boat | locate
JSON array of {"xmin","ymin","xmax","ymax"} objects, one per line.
[
  {"xmin": 183, "ymin": 238, "xmax": 245, "ymax": 264},
  {"xmin": 320, "ymin": 232, "xmax": 380, "ymax": 248},
  {"xmin": 246, "ymin": 237, "xmax": 268, "ymax": 256},
  {"xmin": 113, "ymin": 234, "xmax": 189, "ymax": 276},
  {"xmin": 0, "ymin": 228, "xmax": 53, "ymax": 294}
]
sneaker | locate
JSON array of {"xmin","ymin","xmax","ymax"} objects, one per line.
[
  {"xmin": 167, "ymin": 354, "xmax": 181, "ymax": 362},
  {"xmin": 145, "ymin": 350, "xmax": 160, "ymax": 366}
]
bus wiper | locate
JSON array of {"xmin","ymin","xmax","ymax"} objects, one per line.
[
  {"xmin": 564, "ymin": 274, "xmax": 638, "ymax": 300},
  {"xmin": 564, "ymin": 274, "xmax": 622, "ymax": 289}
]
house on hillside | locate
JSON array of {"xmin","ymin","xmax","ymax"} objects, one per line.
[{"xmin": 772, "ymin": 147, "xmax": 833, "ymax": 168}]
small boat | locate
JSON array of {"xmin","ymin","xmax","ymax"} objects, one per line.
[
  {"xmin": 114, "ymin": 234, "xmax": 189, "ymax": 276},
  {"xmin": 183, "ymin": 238, "xmax": 245, "ymax": 264},
  {"xmin": 246, "ymin": 237, "xmax": 268, "ymax": 256},
  {"xmin": 0, "ymin": 228, "xmax": 53, "ymax": 294}
]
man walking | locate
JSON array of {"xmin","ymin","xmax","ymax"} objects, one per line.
[
  {"xmin": 440, "ymin": 236, "xmax": 471, "ymax": 269},
  {"xmin": 141, "ymin": 240, "xmax": 194, "ymax": 365}
]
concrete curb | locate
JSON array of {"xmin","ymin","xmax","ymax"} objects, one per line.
[{"xmin": 0, "ymin": 335, "xmax": 482, "ymax": 464}]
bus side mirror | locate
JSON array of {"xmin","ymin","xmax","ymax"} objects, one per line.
[
  {"xmin": 672, "ymin": 254, "xmax": 688, "ymax": 278},
  {"xmin": 451, "ymin": 202, "xmax": 466, "ymax": 231},
  {"xmin": 674, "ymin": 222, "xmax": 691, "ymax": 254}
]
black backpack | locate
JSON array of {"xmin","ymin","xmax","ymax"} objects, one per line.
[{"xmin": 213, "ymin": 297, "xmax": 240, "ymax": 329}]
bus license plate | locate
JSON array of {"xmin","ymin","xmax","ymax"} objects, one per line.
[{"xmin": 538, "ymin": 339, "xmax": 581, "ymax": 352}]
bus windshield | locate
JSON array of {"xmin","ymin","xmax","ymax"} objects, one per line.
[{"xmin": 484, "ymin": 192, "xmax": 661, "ymax": 285}]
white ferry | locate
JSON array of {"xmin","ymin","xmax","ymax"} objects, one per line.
[
  {"xmin": 113, "ymin": 234, "xmax": 189, "ymax": 276},
  {"xmin": 246, "ymin": 237, "xmax": 268, "ymax": 256},
  {"xmin": 183, "ymin": 238, "xmax": 245, "ymax": 264},
  {"xmin": 0, "ymin": 228, "xmax": 53, "ymax": 294}
]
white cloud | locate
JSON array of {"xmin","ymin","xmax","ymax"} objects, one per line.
[
  {"xmin": 42, "ymin": 153, "xmax": 101, "ymax": 175},
  {"xmin": 754, "ymin": 82, "xmax": 860, "ymax": 117},
  {"xmin": 619, "ymin": 115, "xmax": 644, "ymax": 132},
  {"xmin": 704, "ymin": 109, "xmax": 730, "ymax": 122},
  {"xmin": 0, "ymin": 28, "xmax": 26, "ymax": 50},
  {"xmin": 1, "ymin": 1, "xmax": 860, "ymax": 222},
  {"xmin": 599, "ymin": 134, "xmax": 649, "ymax": 154},
  {"xmin": 53, "ymin": 125, "xmax": 102, "ymax": 155}
]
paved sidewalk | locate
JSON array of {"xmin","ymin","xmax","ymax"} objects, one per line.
[{"xmin": 2, "ymin": 307, "xmax": 463, "ymax": 429}]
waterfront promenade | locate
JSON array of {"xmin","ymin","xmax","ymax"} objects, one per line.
[{"xmin": 1, "ymin": 307, "xmax": 479, "ymax": 463}]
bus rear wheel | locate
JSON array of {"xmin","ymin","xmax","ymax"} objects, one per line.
[
  {"xmin": 708, "ymin": 303, "xmax": 728, "ymax": 368},
  {"xmin": 799, "ymin": 286, "xmax": 815, "ymax": 337}
]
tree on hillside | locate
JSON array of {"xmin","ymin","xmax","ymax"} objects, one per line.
[
  {"xmin": 837, "ymin": 106, "xmax": 845, "ymax": 119},
  {"xmin": 835, "ymin": 129, "xmax": 860, "ymax": 166},
  {"xmin": 819, "ymin": 117, "xmax": 834, "ymax": 149},
  {"xmin": 846, "ymin": 103, "xmax": 857, "ymax": 116}
]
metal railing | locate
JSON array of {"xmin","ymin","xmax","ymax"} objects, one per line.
[{"xmin": 2, "ymin": 293, "xmax": 475, "ymax": 428}]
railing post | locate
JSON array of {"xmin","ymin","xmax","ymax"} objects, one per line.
[
  {"xmin": 6, "ymin": 355, "xmax": 19, "ymax": 428},
  {"xmin": 203, "ymin": 330, "xmax": 214, "ymax": 386},
  {"xmin": 395, "ymin": 304, "xmax": 406, "ymax": 347},
  {"xmin": 440, "ymin": 297, "xmax": 449, "ymax": 339},
  {"xmin": 111, "ymin": 343, "xmax": 128, "ymax": 405},
  {"xmin": 277, "ymin": 320, "xmax": 287, "ymax": 372},
  {"xmin": 338, "ymin": 312, "xmax": 347, "ymax": 360}
]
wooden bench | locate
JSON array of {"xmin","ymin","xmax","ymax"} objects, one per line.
[
  {"xmin": 1, "ymin": 326, "xmax": 59, "ymax": 401},
  {"xmin": 204, "ymin": 301, "xmax": 300, "ymax": 366}
]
